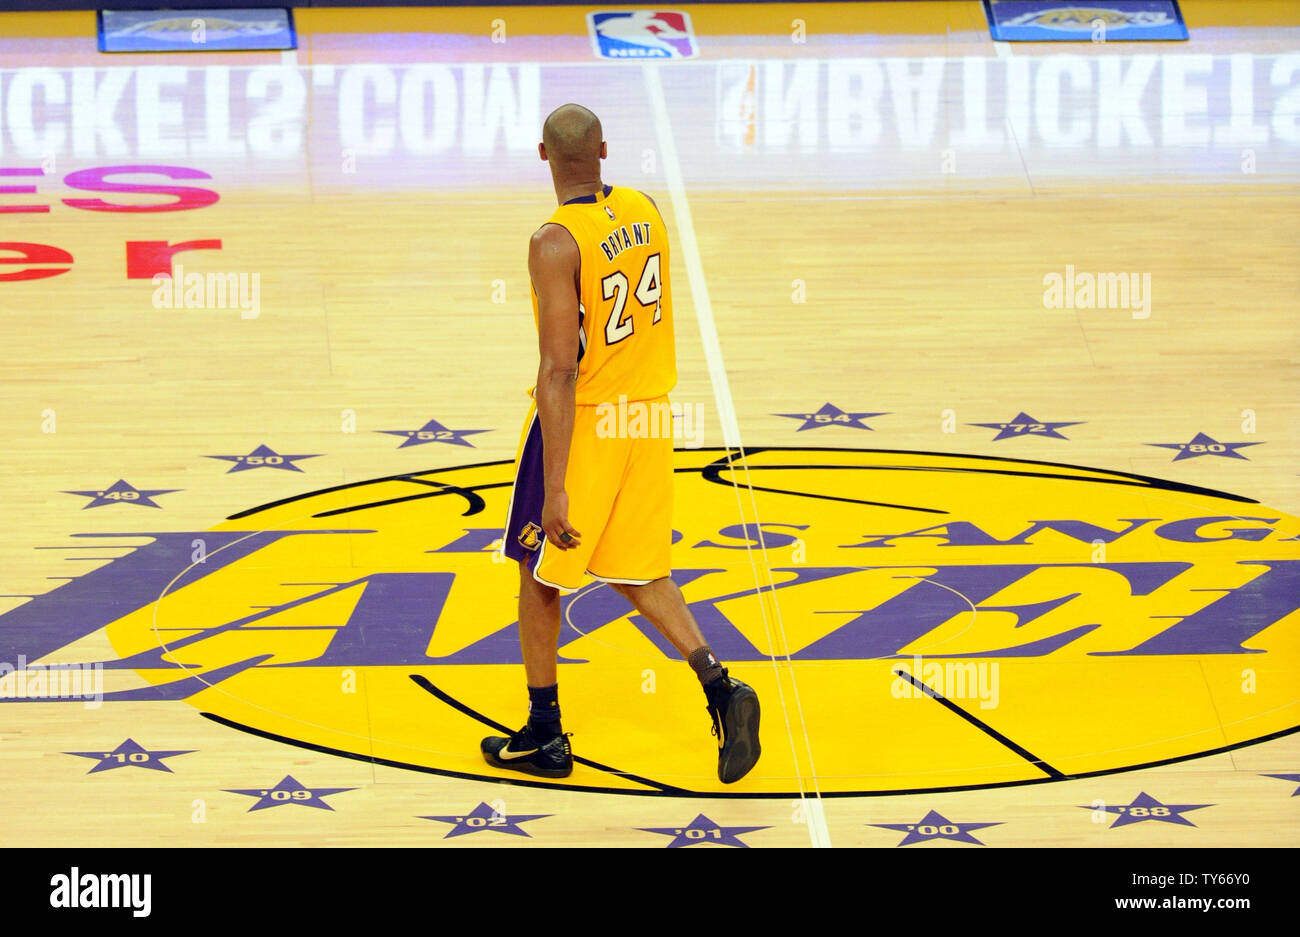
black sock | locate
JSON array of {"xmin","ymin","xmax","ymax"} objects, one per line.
[
  {"xmin": 526, "ymin": 683, "xmax": 562, "ymax": 739},
  {"xmin": 688, "ymin": 646, "xmax": 726, "ymax": 687}
]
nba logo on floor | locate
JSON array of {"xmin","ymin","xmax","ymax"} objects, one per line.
[{"xmin": 588, "ymin": 11, "xmax": 698, "ymax": 59}]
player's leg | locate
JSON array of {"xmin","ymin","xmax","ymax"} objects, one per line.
[
  {"xmin": 588, "ymin": 399, "xmax": 761, "ymax": 783},
  {"xmin": 479, "ymin": 559, "xmax": 574, "ymax": 778},
  {"xmin": 608, "ymin": 577, "xmax": 761, "ymax": 784},
  {"xmin": 605, "ymin": 576, "xmax": 703, "ymax": 657},
  {"xmin": 518, "ymin": 557, "xmax": 561, "ymax": 689},
  {"xmin": 483, "ymin": 404, "xmax": 622, "ymax": 778},
  {"xmin": 483, "ymin": 404, "xmax": 581, "ymax": 778}
]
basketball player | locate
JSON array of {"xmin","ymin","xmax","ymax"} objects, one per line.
[{"xmin": 486, "ymin": 103, "xmax": 761, "ymax": 784}]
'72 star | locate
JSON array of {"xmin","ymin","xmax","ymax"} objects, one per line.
[
  {"xmin": 969, "ymin": 411, "xmax": 1083, "ymax": 441},
  {"xmin": 206, "ymin": 443, "xmax": 321, "ymax": 473}
]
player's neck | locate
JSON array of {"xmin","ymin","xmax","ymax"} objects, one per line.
[{"xmin": 553, "ymin": 178, "xmax": 604, "ymax": 205}]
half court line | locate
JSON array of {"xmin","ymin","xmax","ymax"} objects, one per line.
[{"xmin": 643, "ymin": 62, "xmax": 831, "ymax": 847}]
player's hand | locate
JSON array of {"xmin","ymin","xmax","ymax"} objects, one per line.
[{"xmin": 542, "ymin": 491, "xmax": 582, "ymax": 550}]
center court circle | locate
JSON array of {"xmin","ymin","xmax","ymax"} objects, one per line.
[{"xmin": 107, "ymin": 447, "xmax": 1300, "ymax": 796}]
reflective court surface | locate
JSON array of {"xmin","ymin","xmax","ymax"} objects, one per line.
[{"xmin": 1, "ymin": 2, "xmax": 1297, "ymax": 848}]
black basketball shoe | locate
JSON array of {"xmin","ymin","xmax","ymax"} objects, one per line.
[
  {"xmin": 704, "ymin": 671, "xmax": 761, "ymax": 783},
  {"xmin": 481, "ymin": 724, "xmax": 573, "ymax": 779}
]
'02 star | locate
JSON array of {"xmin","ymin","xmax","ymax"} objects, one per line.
[{"xmin": 419, "ymin": 801, "xmax": 551, "ymax": 838}]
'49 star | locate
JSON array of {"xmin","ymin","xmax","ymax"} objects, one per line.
[{"xmin": 62, "ymin": 479, "xmax": 180, "ymax": 509}]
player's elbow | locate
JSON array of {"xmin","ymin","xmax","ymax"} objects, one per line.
[{"xmin": 538, "ymin": 360, "xmax": 579, "ymax": 386}]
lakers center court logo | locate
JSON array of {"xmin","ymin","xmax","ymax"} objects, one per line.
[{"xmin": 3, "ymin": 448, "xmax": 1296, "ymax": 797}]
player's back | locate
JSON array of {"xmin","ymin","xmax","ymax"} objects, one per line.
[{"xmin": 532, "ymin": 185, "xmax": 675, "ymax": 405}]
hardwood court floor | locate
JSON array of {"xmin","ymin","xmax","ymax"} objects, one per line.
[{"xmin": 0, "ymin": 2, "xmax": 1297, "ymax": 847}]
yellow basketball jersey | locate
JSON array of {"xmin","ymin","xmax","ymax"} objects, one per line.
[{"xmin": 531, "ymin": 185, "xmax": 676, "ymax": 405}]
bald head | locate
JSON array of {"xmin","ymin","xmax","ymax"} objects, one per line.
[{"xmin": 540, "ymin": 103, "xmax": 605, "ymax": 179}]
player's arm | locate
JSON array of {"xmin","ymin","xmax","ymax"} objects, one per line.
[
  {"xmin": 640, "ymin": 191, "xmax": 665, "ymax": 222},
  {"xmin": 529, "ymin": 223, "xmax": 583, "ymax": 551}
]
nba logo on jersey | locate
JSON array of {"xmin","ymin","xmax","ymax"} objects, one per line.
[{"xmin": 587, "ymin": 11, "xmax": 698, "ymax": 59}]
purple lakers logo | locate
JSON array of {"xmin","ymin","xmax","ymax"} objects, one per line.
[{"xmin": 588, "ymin": 11, "xmax": 698, "ymax": 60}]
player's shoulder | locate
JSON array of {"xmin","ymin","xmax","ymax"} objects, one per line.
[
  {"xmin": 624, "ymin": 188, "xmax": 665, "ymax": 222},
  {"xmin": 529, "ymin": 222, "xmax": 579, "ymax": 261}
]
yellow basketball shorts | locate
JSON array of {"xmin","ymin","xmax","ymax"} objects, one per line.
[{"xmin": 502, "ymin": 396, "xmax": 674, "ymax": 592}]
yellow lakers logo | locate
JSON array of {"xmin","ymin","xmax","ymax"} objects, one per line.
[
  {"xmin": 517, "ymin": 522, "xmax": 543, "ymax": 552},
  {"xmin": 104, "ymin": 448, "xmax": 1300, "ymax": 796}
]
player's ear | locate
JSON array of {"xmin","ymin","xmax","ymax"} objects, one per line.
[
  {"xmin": 538, "ymin": 142, "xmax": 548, "ymax": 162},
  {"xmin": 600, "ymin": 141, "xmax": 607, "ymax": 160}
]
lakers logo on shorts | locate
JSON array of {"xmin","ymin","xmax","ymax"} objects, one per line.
[{"xmin": 517, "ymin": 521, "xmax": 543, "ymax": 552}]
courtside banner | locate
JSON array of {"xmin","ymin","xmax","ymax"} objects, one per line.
[
  {"xmin": 98, "ymin": 8, "xmax": 296, "ymax": 52},
  {"xmin": 984, "ymin": 1, "xmax": 1189, "ymax": 42}
]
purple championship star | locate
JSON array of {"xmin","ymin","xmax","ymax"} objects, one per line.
[
  {"xmin": 205, "ymin": 443, "xmax": 321, "ymax": 473},
  {"xmin": 637, "ymin": 813, "xmax": 770, "ymax": 848},
  {"xmin": 1147, "ymin": 431, "xmax": 1261, "ymax": 462},
  {"xmin": 418, "ymin": 801, "xmax": 551, "ymax": 838},
  {"xmin": 871, "ymin": 808, "xmax": 1001, "ymax": 846},
  {"xmin": 63, "ymin": 737, "xmax": 195, "ymax": 774},
  {"xmin": 62, "ymin": 478, "xmax": 180, "ymax": 509},
  {"xmin": 968, "ymin": 411, "xmax": 1084, "ymax": 441},
  {"xmin": 1080, "ymin": 791, "xmax": 1213, "ymax": 828},
  {"xmin": 774, "ymin": 402, "xmax": 888, "ymax": 432},
  {"xmin": 376, "ymin": 418, "xmax": 491, "ymax": 449},
  {"xmin": 224, "ymin": 774, "xmax": 356, "ymax": 811},
  {"xmin": 1262, "ymin": 773, "xmax": 1300, "ymax": 796}
]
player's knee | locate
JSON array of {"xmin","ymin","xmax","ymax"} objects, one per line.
[{"xmin": 519, "ymin": 561, "xmax": 559, "ymax": 598}]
